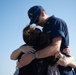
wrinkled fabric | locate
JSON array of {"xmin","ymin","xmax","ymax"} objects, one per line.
[{"xmin": 47, "ymin": 65, "xmax": 60, "ymax": 75}]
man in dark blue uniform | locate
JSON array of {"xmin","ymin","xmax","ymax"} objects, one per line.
[{"xmin": 19, "ymin": 5, "xmax": 75, "ymax": 75}]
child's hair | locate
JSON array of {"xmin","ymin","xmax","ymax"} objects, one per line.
[
  {"xmin": 23, "ymin": 25, "xmax": 50, "ymax": 48},
  {"xmin": 23, "ymin": 25, "xmax": 60, "ymax": 65}
]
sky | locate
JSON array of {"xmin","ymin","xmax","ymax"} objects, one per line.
[{"xmin": 0, "ymin": 0, "xmax": 76, "ymax": 75}]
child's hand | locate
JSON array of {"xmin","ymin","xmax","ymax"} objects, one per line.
[{"xmin": 19, "ymin": 46, "xmax": 36, "ymax": 54}]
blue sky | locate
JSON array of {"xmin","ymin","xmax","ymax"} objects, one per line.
[{"xmin": 0, "ymin": 0, "xmax": 76, "ymax": 75}]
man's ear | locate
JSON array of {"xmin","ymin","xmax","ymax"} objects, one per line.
[{"xmin": 41, "ymin": 11, "xmax": 45, "ymax": 17}]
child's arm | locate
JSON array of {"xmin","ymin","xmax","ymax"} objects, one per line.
[
  {"xmin": 57, "ymin": 56, "xmax": 76, "ymax": 68},
  {"xmin": 68, "ymin": 62, "xmax": 76, "ymax": 68},
  {"xmin": 56, "ymin": 52, "xmax": 76, "ymax": 68},
  {"xmin": 62, "ymin": 47, "xmax": 76, "ymax": 68},
  {"xmin": 56, "ymin": 54, "xmax": 74, "ymax": 67},
  {"xmin": 10, "ymin": 45, "xmax": 35, "ymax": 60},
  {"xmin": 10, "ymin": 47, "xmax": 22, "ymax": 60}
]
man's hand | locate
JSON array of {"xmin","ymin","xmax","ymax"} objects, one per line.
[
  {"xmin": 63, "ymin": 47, "xmax": 71, "ymax": 56},
  {"xmin": 18, "ymin": 53, "xmax": 35, "ymax": 68}
]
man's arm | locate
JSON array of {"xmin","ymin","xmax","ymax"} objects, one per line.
[
  {"xmin": 19, "ymin": 36, "xmax": 62, "ymax": 67},
  {"xmin": 36, "ymin": 36, "xmax": 62, "ymax": 58}
]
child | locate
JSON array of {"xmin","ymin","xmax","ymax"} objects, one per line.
[{"xmin": 11, "ymin": 25, "xmax": 76, "ymax": 75}]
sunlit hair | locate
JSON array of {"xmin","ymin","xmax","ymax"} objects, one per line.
[
  {"xmin": 23, "ymin": 24, "xmax": 51, "ymax": 48},
  {"xmin": 23, "ymin": 25, "xmax": 41, "ymax": 46},
  {"xmin": 23, "ymin": 25, "xmax": 35, "ymax": 35}
]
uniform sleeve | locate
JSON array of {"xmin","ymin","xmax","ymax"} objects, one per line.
[
  {"xmin": 51, "ymin": 18, "xmax": 66, "ymax": 39},
  {"xmin": 51, "ymin": 30, "xmax": 65, "ymax": 39}
]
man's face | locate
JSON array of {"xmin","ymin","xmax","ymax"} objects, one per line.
[{"xmin": 35, "ymin": 15, "xmax": 44, "ymax": 27}]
